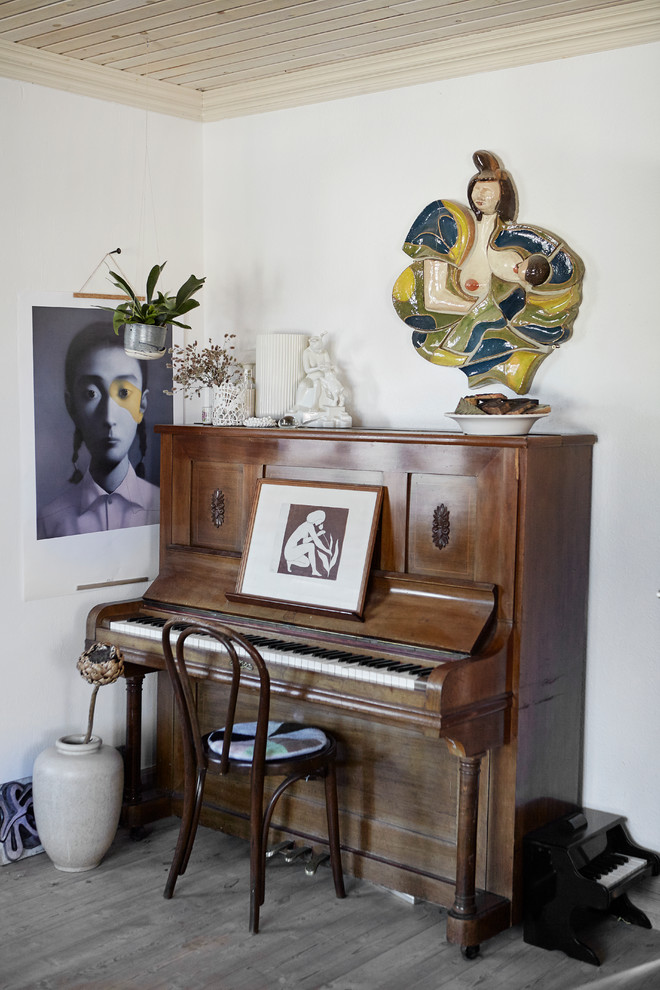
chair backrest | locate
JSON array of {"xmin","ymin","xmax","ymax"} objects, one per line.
[{"xmin": 161, "ymin": 618, "xmax": 271, "ymax": 778}]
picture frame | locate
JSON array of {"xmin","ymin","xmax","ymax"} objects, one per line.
[
  {"xmin": 18, "ymin": 291, "xmax": 174, "ymax": 600},
  {"xmin": 228, "ymin": 479, "xmax": 383, "ymax": 620}
]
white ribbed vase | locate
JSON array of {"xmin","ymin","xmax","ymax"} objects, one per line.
[
  {"xmin": 255, "ymin": 333, "xmax": 306, "ymax": 419},
  {"xmin": 32, "ymin": 734, "xmax": 123, "ymax": 872}
]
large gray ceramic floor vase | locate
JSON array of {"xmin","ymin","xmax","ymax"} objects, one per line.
[{"xmin": 32, "ymin": 734, "xmax": 123, "ymax": 872}]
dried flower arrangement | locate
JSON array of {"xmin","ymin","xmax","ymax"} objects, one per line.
[
  {"xmin": 165, "ymin": 334, "xmax": 241, "ymax": 398},
  {"xmin": 76, "ymin": 643, "xmax": 125, "ymax": 744}
]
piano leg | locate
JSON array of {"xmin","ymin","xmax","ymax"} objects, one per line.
[
  {"xmin": 120, "ymin": 671, "xmax": 146, "ymax": 835},
  {"xmin": 610, "ymin": 892, "xmax": 653, "ymax": 929},
  {"xmin": 446, "ymin": 751, "xmax": 511, "ymax": 955},
  {"xmin": 120, "ymin": 665, "xmax": 170, "ymax": 832},
  {"xmin": 454, "ymin": 754, "xmax": 481, "ymax": 919}
]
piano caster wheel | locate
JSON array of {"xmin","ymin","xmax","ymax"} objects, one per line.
[{"xmin": 461, "ymin": 944, "xmax": 480, "ymax": 960}]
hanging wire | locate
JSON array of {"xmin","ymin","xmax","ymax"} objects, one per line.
[
  {"xmin": 75, "ymin": 35, "xmax": 157, "ymax": 302},
  {"xmin": 74, "ymin": 249, "xmax": 140, "ymax": 300},
  {"xmin": 137, "ymin": 32, "xmax": 160, "ymax": 280}
]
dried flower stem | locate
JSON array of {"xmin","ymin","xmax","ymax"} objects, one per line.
[
  {"xmin": 84, "ymin": 685, "xmax": 100, "ymax": 745},
  {"xmin": 76, "ymin": 643, "xmax": 124, "ymax": 745}
]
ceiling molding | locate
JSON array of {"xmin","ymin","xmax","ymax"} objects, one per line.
[
  {"xmin": 0, "ymin": 38, "xmax": 202, "ymax": 121},
  {"xmin": 0, "ymin": 2, "xmax": 657, "ymax": 123}
]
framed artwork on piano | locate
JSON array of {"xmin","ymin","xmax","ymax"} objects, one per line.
[{"xmin": 228, "ymin": 479, "xmax": 383, "ymax": 620}]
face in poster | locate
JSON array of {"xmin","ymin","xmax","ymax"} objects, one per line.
[
  {"xmin": 21, "ymin": 295, "xmax": 174, "ymax": 599},
  {"xmin": 33, "ymin": 306, "xmax": 172, "ymax": 540}
]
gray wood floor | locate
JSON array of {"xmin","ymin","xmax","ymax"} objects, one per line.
[{"xmin": 2, "ymin": 818, "xmax": 659, "ymax": 990}]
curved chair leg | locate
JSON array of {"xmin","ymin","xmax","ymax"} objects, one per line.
[
  {"xmin": 250, "ymin": 817, "xmax": 264, "ymax": 935},
  {"xmin": 179, "ymin": 773, "xmax": 206, "ymax": 876},
  {"xmin": 253, "ymin": 764, "xmax": 345, "ymax": 927},
  {"xmin": 164, "ymin": 769, "xmax": 206, "ymax": 899},
  {"xmin": 258, "ymin": 772, "xmax": 309, "ymax": 916},
  {"xmin": 324, "ymin": 761, "xmax": 346, "ymax": 899}
]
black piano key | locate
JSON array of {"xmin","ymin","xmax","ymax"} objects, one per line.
[{"xmin": 365, "ymin": 659, "xmax": 406, "ymax": 671}]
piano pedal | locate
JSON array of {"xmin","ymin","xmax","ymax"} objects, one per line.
[
  {"xmin": 282, "ymin": 844, "xmax": 313, "ymax": 864},
  {"xmin": 305, "ymin": 851, "xmax": 330, "ymax": 876},
  {"xmin": 266, "ymin": 840, "xmax": 294, "ymax": 860}
]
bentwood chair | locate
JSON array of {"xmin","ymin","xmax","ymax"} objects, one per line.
[{"xmin": 161, "ymin": 618, "xmax": 346, "ymax": 932}]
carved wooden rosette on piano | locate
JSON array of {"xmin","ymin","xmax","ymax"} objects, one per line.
[{"xmin": 87, "ymin": 426, "xmax": 595, "ymax": 955}]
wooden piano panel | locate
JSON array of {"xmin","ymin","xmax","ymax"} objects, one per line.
[
  {"xmin": 190, "ymin": 459, "xmax": 244, "ymax": 551},
  {"xmin": 407, "ymin": 448, "xmax": 518, "ymax": 621},
  {"xmin": 409, "ymin": 473, "xmax": 478, "ymax": 579},
  {"xmin": 170, "ymin": 676, "xmax": 491, "ymax": 907}
]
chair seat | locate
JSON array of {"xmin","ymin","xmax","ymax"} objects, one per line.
[{"xmin": 207, "ymin": 720, "xmax": 329, "ymax": 763}]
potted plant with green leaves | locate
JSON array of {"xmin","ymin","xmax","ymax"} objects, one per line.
[{"xmin": 102, "ymin": 262, "xmax": 205, "ymax": 360}]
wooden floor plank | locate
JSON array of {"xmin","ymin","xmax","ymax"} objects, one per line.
[{"xmin": 1, "ymin": 818, "xmax": 659, "ymax": 990}]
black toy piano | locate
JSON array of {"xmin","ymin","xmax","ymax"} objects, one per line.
[{"xmin": 523, "ymin": 808, "xmax": 660, "ymax": 965}]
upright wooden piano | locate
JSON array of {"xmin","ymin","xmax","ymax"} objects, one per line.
[{"xmin": 87, "ymin": 425, "xmax": 594, "ymax": 953}]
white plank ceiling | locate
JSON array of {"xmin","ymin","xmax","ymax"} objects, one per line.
[{"xmin": 0, "ymin": 1, "xmax": 658, "ymax": 120}]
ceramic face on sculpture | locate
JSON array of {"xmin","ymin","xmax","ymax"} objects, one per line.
[{"xmin": 392, "ymin": 150, "xmax": 584, "ymax": 394}]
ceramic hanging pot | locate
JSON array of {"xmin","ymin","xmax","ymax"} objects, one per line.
[
  {"xmin": 123, "ymin": 322, "xmax": 168, "ymax": 360},
  {"xmin": 32, "ymin": 734, "xmax": 123, "ymax": 872}
]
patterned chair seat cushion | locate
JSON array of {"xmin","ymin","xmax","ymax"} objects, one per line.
[{"xmin": 207, "ymin": 721, "xmax": 329, "ymax": 763}]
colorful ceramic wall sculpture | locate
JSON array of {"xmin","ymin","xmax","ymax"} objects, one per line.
[{"xmin": 392, "ymin": 151, "xmax": 584, "ymax": 394}]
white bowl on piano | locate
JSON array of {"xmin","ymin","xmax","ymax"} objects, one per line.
[{"xmin": 444, "ymin": 411, "xmax": 550, "ymax": 436}]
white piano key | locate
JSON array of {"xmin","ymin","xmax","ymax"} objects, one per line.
[
  {"xmin": 108, "ymin": 617, "xmax": 429, "ymax": 691},
  {"xmin": 590, "ymin": 854, "xmax": 648, "ymax": 890}
]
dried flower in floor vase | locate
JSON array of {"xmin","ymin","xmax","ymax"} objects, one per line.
[{"xmin": 32, "ymin": 644, "xmax": 125, "ymax": 872}]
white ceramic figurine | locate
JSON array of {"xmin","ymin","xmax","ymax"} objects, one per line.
[{"xmin": 288, "ymin": 334, "xmax": 352, "ymax": 428}]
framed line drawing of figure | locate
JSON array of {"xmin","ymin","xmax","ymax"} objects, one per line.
[
  {"xmin": 19, "ymin": 293, "xmax": 174, "ymax": 600},
  {"xmin": 231, "ymin": 479, "xmax": 383, "ymax": 619}
]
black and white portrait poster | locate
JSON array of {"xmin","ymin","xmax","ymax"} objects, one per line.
[
  {"xmin": 237, "ymin": 480, "xmax": 382, "ymax": 616},
  {"xmin": 19, "ymin": 293, "xmax": 174, "ymax": 600}
]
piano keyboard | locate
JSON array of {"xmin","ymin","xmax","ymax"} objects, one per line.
[
  {"xmin": 108, "ymin": 616, "xmax": 437, "ymax": 692},
  {"xmin": 579, "ymin": 852, "xmax": 649, "ymax": 890}
]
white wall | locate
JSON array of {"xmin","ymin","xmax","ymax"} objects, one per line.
[
  {"xmin": 1, "ymin": 79, "xmax": 203, "ymax": 776},
  {"xmin": 203, "ymin": 44, "xmax": 660, "ymax": 848},
  {"xmin": 2, "ymin": 41, "xmax": 658, "ymax": 855}
]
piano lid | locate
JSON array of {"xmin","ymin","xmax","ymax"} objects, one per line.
[{"xmin": 145, "ymin": 555, "xmax": 496, "ymax": 655}]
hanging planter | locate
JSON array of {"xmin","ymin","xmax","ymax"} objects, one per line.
[
  {"xmin": 97, "ymin": 262, "xmax": 205, "ymax": 361},
  {"xmin": 123, "ymin": 322, "xmax": 169, "ymax": 360}
]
